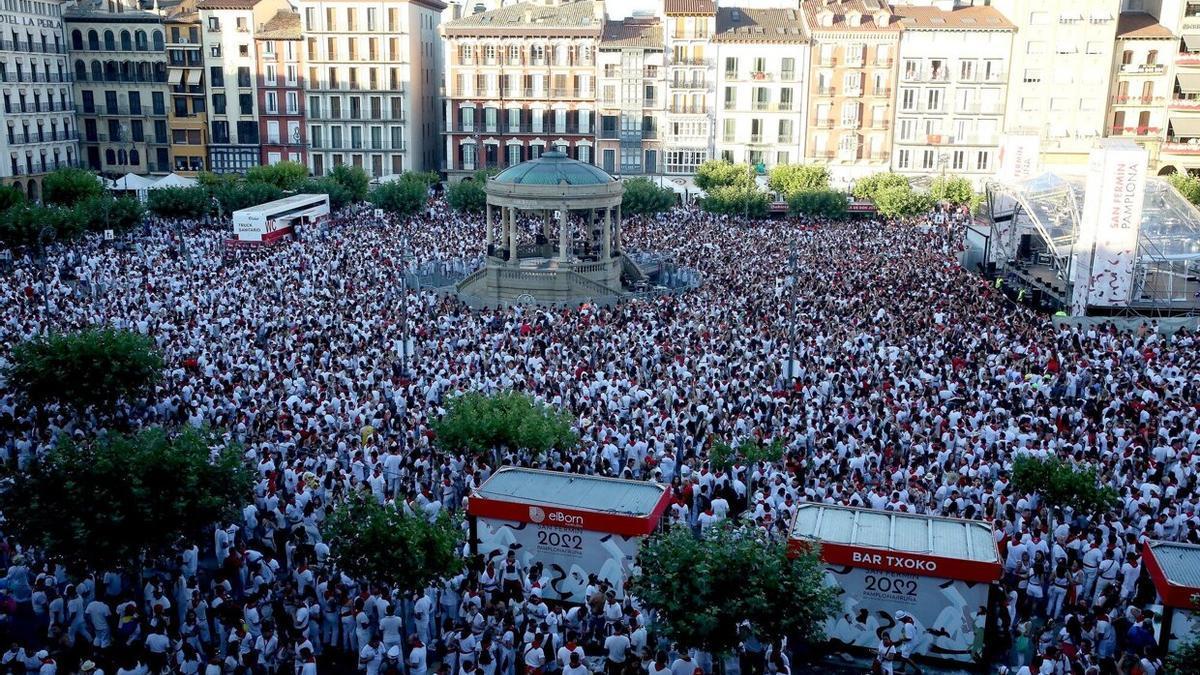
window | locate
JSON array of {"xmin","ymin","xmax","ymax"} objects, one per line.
[
  {"xmin": 1029, "ymin": 11, "xmax": 1049, "ymax": 24},
  {"xmin": 212, "ymin": 93, "xmax": 226, "ymax": 114},
  {"xmin": 897, "ymin": 148, "xmax": 910, "ymax": 169},
  {"xmin": 1023, "ymin": 69, "xmax": 1041, "ymax": 84},
  {"xmin": 1050, "ymin": 97, "xmax": 1068, "ymax": 111},
  {"xmin": 778, "ymin": 119, "xmax": 793, "ymax": 143},
  {"xmin": 266, "ymin": 91, "xmax": 278, "ymax": 113},
  {"xmin": 1086, "ymin": 41, "xmax": 1104, "ymax": 55},
  {"xmin": 951, "ymin": 150, "xmax": 965, "ymax": 170},
  {"xmin": 920, "ymin": 150, "xmax": 935, "ymax": 170},
  {"xmin": 724, "ymin": 57, "xmax": 737, "ymax": 78},
  {"xmin": 959, "ymin": 60, "xmax": 975, "ymax": 81},
  {"xmin": 925, "ymin": 89, "xmax": 942, "ymax": 112},
  {"xmin": 976, "ymin": 151, "xmax": 990, "ymax": 171},
  {"xmin": 900, "ymin": 89, "xmax": 916, "ymax": 111},
  {"xmin": 1021, "ymin": 97, "xmax": 1038, "ymax": 112},
  {"xmin": 286, "ymin": 91, "xmax": 299, "ymax": 114},
  {"xmin": 898, "ymin": 118, "xmax": 915, "ymax": 141},
  {"xmin": 723, "ymin": 86, "xmax": 735, "ymax": 110},
  {"xmin": 722, "ymin": 119, "xmax": 736, "ymax": 143},
  {"xmin": 781, "ymin": 57, "xmax": 794, "ymax": 80},
  {"xmin": 780, "ymin": 88, "xmax": 793, "ymax": 111},
  {"xmin": 1027, "ymin": 41, "xmax": 1046, "ymax": 55}
]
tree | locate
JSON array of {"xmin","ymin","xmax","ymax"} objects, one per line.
[
  {"xmin": 768, "ymin": 164, "xmax": 830, "ymax": 198},
  {"xmin": 787, "ymin": 189, "xmax": 848, "ymax": 219},
  {"xmin": 42, "ymin": 167, "xmax": 104, "ymax": 206},
  {"xmin": 874, "ymin": 184, "xmax": 934, "ymax": 219},
  {"xmin": 6, "ymin": 328, "xmax": 163, "ymax": 412},
  {"xmin": 433, "ymin": 390, "xmax": 577, "ymax": 456},
  {"xmin": 1166, "ymin": 597, "xmax": 1200, "ymax": 675},
  {"xmin": 1011, "ymin": 455, "xmax": 1118, "ymax": 521},
  {"xmin": 406, "ymin": 170, "xmax": 441, "ymax": 188},
  {"xmin": 74, "ymin": 195, "xmax": 144, "ymax": 234},
  {"xmin": 695, "ymin": 160, "xmax": 753, "ymax": 191},
  {"xmin": 246, "ymin": 161, "xmax": 310, "ymax": 191},
  {"xmin": 709, "ymin": 438, "xmax": 784, "ymax": 473},
  {"xmin": 298, "ymin": 177, "xmax": 355, "ymax": 211},
  {"xmin": 0, "ymin": 185, "xmax": 25, "ymax": 212},
  {"xmin": 622, "ymin": 177, "xmax": 675, "ymax": 216},
  {"xmin": 322, "ymin": 491, "xmax": 462, "ymax": 592},
  {"xmin": 700, "ymin": 185, "xmax": 769, "ymax": 218},
  {"xmin": 212, "ymin": 181, "xmax": 285, "ymax": 213},
  {"xmin": 1167, "ymin": 172, "xmax": 1200, "ymax": 205},
  {"xmin": 370, "ymin": 176, "xmax": 428, "ymax": 217},
  {"xmin": 147, "ymin": 186, "xmax": 212, "ymax": 220},
  {"xmin": 446, "ymin": 172, "xmax": 490, "ymax": 213},
  {"xmin": 0, "ymin": 426, "xmax": 253, "ymax": 574},
  {"xmin": 851, "ymin": 172, "xmax": 910, "ymax": 201},
  {"xmin": 0, "ymin": 205, "xmax": 84, "ymax": 248},
  {"xmin": 928, "ymin": 176, "xmax": 976, "ymax": 205},
  {"xmin": 629, "ymin": 524, "xmax": 838, "ymax": 658},
  {"xmin": 330, "ymin": 164, "xmax": 370, "ymax": 202}
]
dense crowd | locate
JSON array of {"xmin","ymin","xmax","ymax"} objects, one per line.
[{"xmin": 0, "ymin": 197, "xmax": 1197, "ymax": 675}]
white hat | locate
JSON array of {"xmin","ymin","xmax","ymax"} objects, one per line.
[
  {"xmin": 34, "ymin": 651, "xmax": 49, "ymax": 660},
  {"xmin": 387, "ymin": 647, "xmax": 401, "ymax": 659}
]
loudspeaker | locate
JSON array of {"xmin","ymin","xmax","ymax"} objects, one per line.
[{"xmin": 1018, "ymin": 234, "xmax": 1033, "ymax": 260}]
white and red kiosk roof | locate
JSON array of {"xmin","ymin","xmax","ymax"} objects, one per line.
[
  {"xmin": 467, "ymin": 467, "xmax": 672, "ymax": 537},
  {"xmin": 789, "ymin": 503, "xmax": 1003, "ymax": 584},
  {"xmin": 1144, "ymin": 540, "xmax": 1200, "ymax": 608}
]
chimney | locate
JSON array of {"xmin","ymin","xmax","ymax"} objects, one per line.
[{"xmin": 593, "ymin": 0, "xmax": 605, "ymax": 22}]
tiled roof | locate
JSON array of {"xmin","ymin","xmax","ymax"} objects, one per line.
[
  {"xmin": 801, "ymin": 0, "xmax": 900, "ymax": 32},
  {"xmin": 664, "ymin": 0, "xmax": 715, "ymax": 16},
  {"xmin": 893, "ymin": 4, "xmax": 1013, "ymax": 31},
  {"xmin": 1117, "ymin": 12, "xmax": 1175, "ymax": 39},
  {"xmin": 712, "ymin": 7, "xmax": 807, "ymax": 43},
  {"xmin": 601, "ymin": 18, "xmax": 663, "ymax": 49},
  {"xmin": 256, "ymin": 9, "xmax": 301, "ymax": 40},
  {"xmin": 444, "ymin": 0, "xmax": 602, "ymax": 36},
  {"xmin": 196, "ymin": 0, "xmax": 260, "ymax": 9}
]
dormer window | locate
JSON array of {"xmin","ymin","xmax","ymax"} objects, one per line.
[
  {"xmin": 818, "ymin": 8, "xmax": 834, "ymax": 27},
  {"xmin": 847, "ymin": 10, "xmax": 862, "ymax": 26}
]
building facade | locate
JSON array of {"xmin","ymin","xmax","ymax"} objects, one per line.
[
  {"xmin": 199, "ymin": 0, "xmax": 289, "ymax": 174},
  {"xmin": 802, "ymin": 0, "xmax": 900, "ymax": 186},
  {"xmin": 300, "ymin": 0, "xmax": 445, "ymax": 178},
  {"xmin": 661, "ymin": 0, "xmax": 716, "ymax": 177},
  {"xmin": 890, "ymin": 3, "xmax": 1013, "ymax": 187},
  {"xmin": 597, "ymin": 16, "xmax": 664, "ymax": 176},
  {"xmin": 1, "ymin": 0, "xmax": 78, "ymax": 201},
  {"xmin": 1105, "ymin": 11, "xmax": 1175, "ymax": 172},
  {"xmin": 1134, "ymin": 0, "xmax": 1200, "ymax": 175},
  {"xmin": 66, "ymin": 2, "xmax": 171, "ymax": 177},
  {"xmin": 712, "ymin": 5, "xmax": 809, "ymax": 171},
  {"xmin": 442, "ymin": 0, "xmax": 602, "ymax": 179},
  {"xmin": 991, "ymin": 0, "xmax": 1121, "ymax": 173},
  {"xmin": 256, "ymin": 9, "xmax": 307, "ymax": 166},
  {"xmin": 164, "ymin": 0, "xmax": 209, "ymax": 173}
]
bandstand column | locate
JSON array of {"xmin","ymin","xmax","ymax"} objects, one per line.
[
  {"xmin": 602, "ymin": 206, "xmax": 611, "ymax": 260},
  {"xmin": 485, "ymin": 204, "xmax": 493, "ymax": 250},
  {"xmin": 509, "ymin": 207, "xmax": 519, "ymax": 262},
  {"xmin": 614, "ymin": 204, "xmax": 622, "ymax": 253},
  {"xmin": 558, "ymin": 207, "xmax": 569, "ymax": 262}
]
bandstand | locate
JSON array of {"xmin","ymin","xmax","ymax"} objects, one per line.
[{"xmin": 455, "ymin": 151, "xmax": 646, "ymax": 306}]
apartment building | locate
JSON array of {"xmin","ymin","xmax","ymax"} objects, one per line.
[
  {"xmin": 712, "ymin": 5, "xmax": 809, "ymax": 170},
  {"xmin": 1105, "ymin": 12, "xmax": 1175, "ymax": 170},
  {"xmin": 199, "ymin": 0, "xmax": 290, "ymax": 174},
  {"xmin": 441, "ymin": 1, "xmax": 602, "ymax": 179},
  {"xmin": 164, "ymin": 0, "xmax": 209, "ymax": 173},
  {"xmin": 801, "ymin": 0, "xmax": 900, "ymax": 185},
  {"xmin": 991, "ymin": 0, "xmax": 1121, "ymax": 172},
  {"xmin": 1132, "ymin": 0, "xmax": 1200, "ymax": 175},
  {"xmin": 1, "ymin": 0, "xmax": 78, "ymax": 201},
  {"xmin": 66, "ymin": 2, "xmax": 171, "ymax": 177},
  {"xmin": 890, "ymin": 3, "xmax": 1013, "ymax": 187},
  {"xmin": 300, "ymin": 0, "xmax": 446, "ymax": 178},
  {"xmin": 662, "ymin": 0, "xmax": 717, "ymax": 177},
  {"xmin": 597, "ymin": 15, "xmax": 665, "ymax": 175},
  {"xmin": 256, "ymin": 9, "xmax": 307, "ymax": 166}
]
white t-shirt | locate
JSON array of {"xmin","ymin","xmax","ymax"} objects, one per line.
[{"xmin": 604, "ymin": 635, "xmax": 630, "ymax": 663}]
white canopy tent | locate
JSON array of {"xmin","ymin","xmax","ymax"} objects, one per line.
[{"xmin": 151, "ymin": 173, "xmax": 199, "ymax": 189}]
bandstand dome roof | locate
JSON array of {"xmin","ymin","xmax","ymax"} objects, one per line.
[{"xmin": 492, "ymin": 151, "xmax": 614, "ymax": 186}]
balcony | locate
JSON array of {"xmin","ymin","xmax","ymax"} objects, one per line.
[
  {"xmin": 1178, "ymin": 52, "xmax": 1200, "ymax": 67},
  {"xmin": 843, "ymin": 86, "xmax": 862, "ymax": 97},
  {"xmin": 0, "ymin": 72, "xmax": 72, "ymax": 84},
  {"xmin": 669, "ymin": 56, "xmax": 710, "ymax": 66},
  {"xmin": 869, "ymin": 152, "xmax": 890, "ymax": 161},
  {"xmin": 869, "ymin": 120, "xmax": 890, "ymax": 130},
  {"xmin": 1162, "ymin": 140, "xmax": 1200, "ymax": 154},
  {"xmin": 817, "ymin": 58, "xmax": 837, "ymax": 67},
  {"xmin": 1110, "ymin": 125, "xmax": 1162, "ymax": 137},
  {"xmin": 748, "ymin": 134, "xmax": 766, "ymax": 144},
  {"xmin": 1119, "ymin": 63, "xmax": 1166, "ymax": 75},
  {"xmin": 816, "ymin": 87, "xmax": 835, "ymax": 97},
  {"xmin": 815, "ymin": 119, "xmax": 834, "ymax": 129},
  {"xmin": 1169, "ymin": 98, "xmax": 1200, "ymax": 110},
  {"xmin": 0, "ymin": 39, "xmax": 66, "ymax": 54},
  {"xmin": 667, "ymin": 104, "xmax": 707, "ymax": 114},
  {"xmin": 870, "ymin": 87, "xmax": 892, "ymax": 98},
  {"xmin": 841, "ymin": 118, "xmax": 860, "ymax": 129},
  {"xmin": 7, "ymin": 131, "xmax": 79, "ymax": 145},
  {"xmin": 6, "ymin": 102, "xmax": 75, "ymax": 114},
  {"xmin": 1114, "ymin": 95, "xmax": 1166, "ymax": 106},
  {"xmin": 749, "ymin": 71, "xmax": 772, "ymax": 81},
  {"xmin": 673, "ymin": 79, "xmax": 708, "ymax": 90},
  {"xmin": 812, "ymin": 150, "xmax": 835, "ymax": 159},
  {"xmin": 964, "ymin": 102, "xmax": 1004, "ymax": 115}
]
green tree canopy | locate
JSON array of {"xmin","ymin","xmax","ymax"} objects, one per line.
[
  {"xmin": 768, "ymin": 164, "xmax": 831, "ymax": 198},
  {"xmin": 851, "ymin": 172, "xmax": 910, "ymax": 201},
  {"xmin": 213, "ymin": 181, "xmax": 285, "ymax": 214},
  {"xmin": 629, "ymin": 524, "xmax": 837, "ymax": 656},
  {"xmin": 433, "ymin": 390, "xmax": 577, "ymax": 456},
  {"xmin": 370, "ymin": 176, "xmax": 428, "ymax": 217},
  {"xmin": 874, "ymin": 184, "xmax": 934, "ymax": 219},
  {"xmin": 74, "ymin": 195, "xmax": 144, "ymax": 234},
  {"xmin": 928, "ymin": 176, "xmax": 976, "ymax": 205},
  {"xmin": 0, "ymin": 185, "xmax": 25, "ymax": 212},
  {"xmin": 700, "ymin": 185, "xmax": 769, "ymax": 218},
  {"xmin": 709, "ymin": 438, "xmax": 784, "ymax": 473},
  {"xmin": 0, "ymin": 427, "xmax": 252, "ymax": 573},
  {"xmin": 246, "ymin": 161, "xmax": 310, "ymax": 191},
  {"xmin": 1167, "ymin": 172, "xmax": 1200, "ymax": 205},
  {"xmin": 330, "ymin": 164, "xmax": 371, "ymax": 202},
  {"xmin": 622, "ymin": 177, "xmax": 676, "ymax": 217},
  {"xmin": 322, "ymin": 491, "xmax": 462, "ymax": 592},
  {"xmin": 298, "ymin": 177, "xmax": 355, "ymax": 211},
  {"xmin": 6, "ymin": 328, "xmax": 163, "ymax": 412},
  {"xmin": 1167, "ymin": 597, "xmax": 1200, "ymax": 674},
  {"xmin": 1011, "ymin": 455, "xmax": 1119, "ymax": 520},
  {"xmin": 42, "ymin": 167, "xmax": 104, "ymax": 206},
  {"xmin": 695, "ymin": 160, "xmax": 753, "ymax": 191},
  {"xmin": 147, "ymin": 186, "xmax": 212, "ymax": 220},
  {"xmin": 446, "ymin": 172, "xmax": 490, "ymax": 213},
  {"xmin": 787, "ymin": 189, "xmax": 848, "ymax": 219},
  {"xmin": 0, "ymin": 204, "xmax": 84, "ymax": 248}
]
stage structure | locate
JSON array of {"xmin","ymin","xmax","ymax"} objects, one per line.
[
  {"xmin": 981, "ymin": 140, "xmax": 1200, "ymax": 316},
  {"xmin": 455, "ymin": 151, "xmax": 650, "ymax": 306}
]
